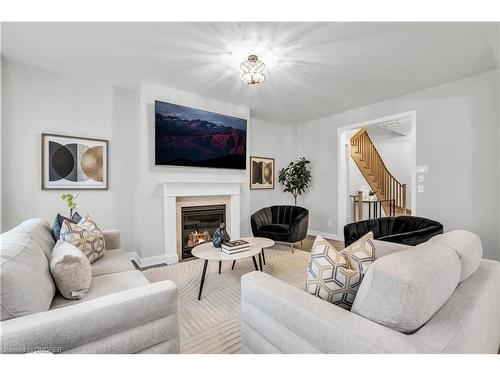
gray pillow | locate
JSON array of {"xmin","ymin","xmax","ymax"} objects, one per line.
[
  {"xmin": 351, "ymin": 241, "xmax": 461, "ymax": 333},
  {"xmin": 14, "ymin": 218, "xmax": 56, "ymax": 261},
  {"xmin": 1, "ymin": 222, "xmax": 56, "ymax": 321},
  {"xmin": 50, "ymin": 240, "xmax": 92, "ymax": 300}
]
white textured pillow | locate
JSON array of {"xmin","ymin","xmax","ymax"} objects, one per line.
[{"xmin": 50, "ymin": 240, "xmax": 92, "ymax": 300}]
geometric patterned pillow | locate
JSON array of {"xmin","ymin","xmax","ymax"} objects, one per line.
[
  {"xmin": 306, "ymin": 236, "xmax": 363, "ymax": 310},
  {"xmin": 341, "ymin": 232, "xmax": 376, "ymax": 274},
  {"xmin": 60, "ymin": 215, "xmax": 105, "ymax": 263}
]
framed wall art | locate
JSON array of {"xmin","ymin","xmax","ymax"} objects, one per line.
[
  {"xmin": 250, "ymin": 156, "xmax": 274, "ymax": 190},
  {"xmin": 155, "ymin": 100, "xmax": 247, "ymax": 169},
  {"xmin": 41, "ymin": 133, "xmax": 108, "ymax": 190}
]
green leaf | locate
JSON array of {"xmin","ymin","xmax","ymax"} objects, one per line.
[{"xmin": 277, "ymin": 157, "xmax": 312, "ymax": 205}]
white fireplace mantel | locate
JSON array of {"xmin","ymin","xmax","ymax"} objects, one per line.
[{"xmin": 162, "ymin": 181, "xmax": 241, "ymax": 264}]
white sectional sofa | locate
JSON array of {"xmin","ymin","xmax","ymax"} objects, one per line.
[
  {"xmin": 0, "ymin": 219, "xmax": 180, "ymax": 354},
  {"xmin": 241, "ymin": 232, "xmax": 500, "ymax": 353}
]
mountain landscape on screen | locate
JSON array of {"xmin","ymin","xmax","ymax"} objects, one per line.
[{"xmin": 155, "ymin": 101, "xmax": 247, "ymax": 169}]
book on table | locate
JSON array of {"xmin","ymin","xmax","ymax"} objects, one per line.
[
  {"xmin": 221, "ymin": 247, "xmax": 249, "ymax": 255},
  {"xmin": 221, "ymin": 240, "xmax": 249, "ymax": 250},
  {"xmin": 221, "ymin": 239, "xmax": 250, "ymax": 254}
]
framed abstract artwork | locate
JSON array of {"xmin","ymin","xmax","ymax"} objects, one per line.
[
  {"xmin": 250, "ymin": 156, "xmax": 275, "ymax": 190},
  {"xmin": 41, "ymin": 133, "xmax": 108, "ymax": 190}
]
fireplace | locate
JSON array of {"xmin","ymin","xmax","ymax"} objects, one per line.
[{"xmin": 180, "ymin": 204, "xmax": 226, "ymax": 260}]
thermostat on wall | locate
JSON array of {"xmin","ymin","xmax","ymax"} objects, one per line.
[{"xmin": 416, "ymin": 165, "xmax": 428, "ymax": 174}]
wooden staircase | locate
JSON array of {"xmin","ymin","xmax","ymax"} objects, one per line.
[{"xmin": 350, "ymin": 128, "xmax": 411, "ymax": 217}]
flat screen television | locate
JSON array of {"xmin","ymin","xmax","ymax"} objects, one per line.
[{"xmin": 155, "ymin": 100, "xmax": 247, "ymax": 170}]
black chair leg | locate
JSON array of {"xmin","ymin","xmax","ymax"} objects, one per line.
[
  {"xmin": 218, "ymin": 261, "xmax": 222, "ymax": 274},
  {"xmin": 261, "ymin": 248, "xmax": 266, "ymax": 265},
  {"xmin": 231, "ymin": 260, "xmax": 236, "ymax": 270},
  {"xmin": 258, "ymin": 252, "xmax": 263, "ymax": 271}
]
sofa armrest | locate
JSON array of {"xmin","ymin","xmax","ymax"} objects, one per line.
[
  {"xmin": 103, "ymin": 229, "xmax": 120, "ymax": 250},
  {"xmin": 251, "ymin": 207, "xmax": 272, "ymax": 236},
  {"xmin": 0, "ymin": 281, "xmax": 179, "ymax": 354},
  {"xmin": 241, "ymin": 272, "xmax": 420, "ymax": 353}
]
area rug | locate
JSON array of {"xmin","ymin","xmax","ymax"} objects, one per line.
[{"xmin": 142, "ymin": 243, "xmax": 309, "ymax": 354}]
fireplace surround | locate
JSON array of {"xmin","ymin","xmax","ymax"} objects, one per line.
[{"xmin": 162, "ymin": 181, "xmax": 241, "ymax": 264}]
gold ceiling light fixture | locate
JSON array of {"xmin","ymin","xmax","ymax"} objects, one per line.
[{"xmin": 240, "ymin": 55, "xmax": 266, "ymax": 85}]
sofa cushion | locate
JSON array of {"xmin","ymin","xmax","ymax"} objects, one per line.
[
  {"xmin": 51, "ymin": 212, "xmax": 83, "ymax": 241},
  {"xmin": 60, "ymin": 215, "xmax": 105, "ymax": 263},
  {"xmin": 429, "ymin": 230, "xmax": 482, "ymax": 282},
  {"xmin": 11, "ymin": 218, "xmax": 55, "ymax": 260},
  {"xmin": 351, "ymin": 241, "xmax": 461, "ymax": 333},
  {"xmin": 1, "ymin": 220, "xmax": 56, "ymax": 321},
  {"xmin": 260, "ymin": 224, "xmax": 290, "ymax": 234},
  {"xmin": 50, "ymin": 270, "xmax": 149, "ymax": 309},
  {"xmin": 50, "ymin": 240, "xmax": 92, "ymax": 299},
  {"xmin": 91, "ymin": 249, "xmax": 135, "ymax": 276},
  {"xmin": 306, "ymin": 236, "xmax": 363, "ymax": 310}
]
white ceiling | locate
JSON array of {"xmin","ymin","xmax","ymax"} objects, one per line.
[{"xmin": 2, "ymin": 22, "xmax": 498, "ymax": 124}]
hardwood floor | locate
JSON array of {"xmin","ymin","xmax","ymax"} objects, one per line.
[{"xmin": 293, "ymin": 235, "xmax": 344, "ymax": 252}]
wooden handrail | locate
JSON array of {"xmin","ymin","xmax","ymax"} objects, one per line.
[{"xmin": 350, "ymin": 128, "xmax": 410, "ymax": 217}]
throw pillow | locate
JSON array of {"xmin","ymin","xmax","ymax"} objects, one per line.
[
  {"xmin": 51, "ymin": 212, "xmax": 83, "ymax": 241},
  {"xmin": 60, "ymin": 215, "xmax": 105, "ymax": 263},
  {"xmin": 306, "ymin": 236, "xmax": 363, "ymax": 310},
  {"xmin": 341, "ymin": 231, "xmax": 376, "ymax": 274},
  {"xmin": 306, "ymin": 233, "xmax": 376, "ymax": 310},
  {"xmin": 50, "ymin": 240, "xmax": 92, "ymax": 300}
]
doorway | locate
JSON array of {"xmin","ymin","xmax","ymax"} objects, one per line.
[{"xmin": 336, "ymin": 111, "xmax": 417, "ymax": 239}]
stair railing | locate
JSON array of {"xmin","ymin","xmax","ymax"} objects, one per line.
[{"xmin": 350, "ymin": 128, "xmax": 407, "ymax": 216}]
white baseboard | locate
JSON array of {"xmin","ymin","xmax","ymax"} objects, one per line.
[
  {"xmin": 307, "ymin": 229, "xmax": 342, "ymax": 241},
  {"xmin": 126, "ymin": 251, "xmax": 141, "ymax": 265},
  {"xmin": 126, "ymin": 252, "xmax": 178, "ymax": 268}
]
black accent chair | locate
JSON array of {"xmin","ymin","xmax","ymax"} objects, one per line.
[
  {"xmin": 343, "ymin": 216, "xmax": 443, "ymax": 247},
  {"xmin": 251, "ymin": 205, "xmax": 309, "ymax": 253}
]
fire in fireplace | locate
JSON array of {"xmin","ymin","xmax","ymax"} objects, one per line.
[{"xmin": 181, "ymin": 204, "xmax": 226, "ymax": 260}]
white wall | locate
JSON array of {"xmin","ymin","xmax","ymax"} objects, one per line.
[
  {"xmin": 1, "ymin": 60, "xmax": 137, "ymax": 251},
  {"xmin": 297, "ymin": 70, "xmax": 500, "ymax": 260},
  {"xmin": 249, "ymin": 118, "xmax": 297, "ymax": 213}
]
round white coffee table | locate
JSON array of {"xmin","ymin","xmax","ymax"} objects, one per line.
[{"xmin": 191, "ymin": 237, "xmax": 275, "ymax": 300}]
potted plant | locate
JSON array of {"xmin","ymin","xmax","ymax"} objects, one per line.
[
  {"xmin": 61, "ymin": 193, "xmax": 79, "ymax": 217},
  {"xmin": 278, "ymin": 157, "xmax": 312, "ymax": 206}
]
